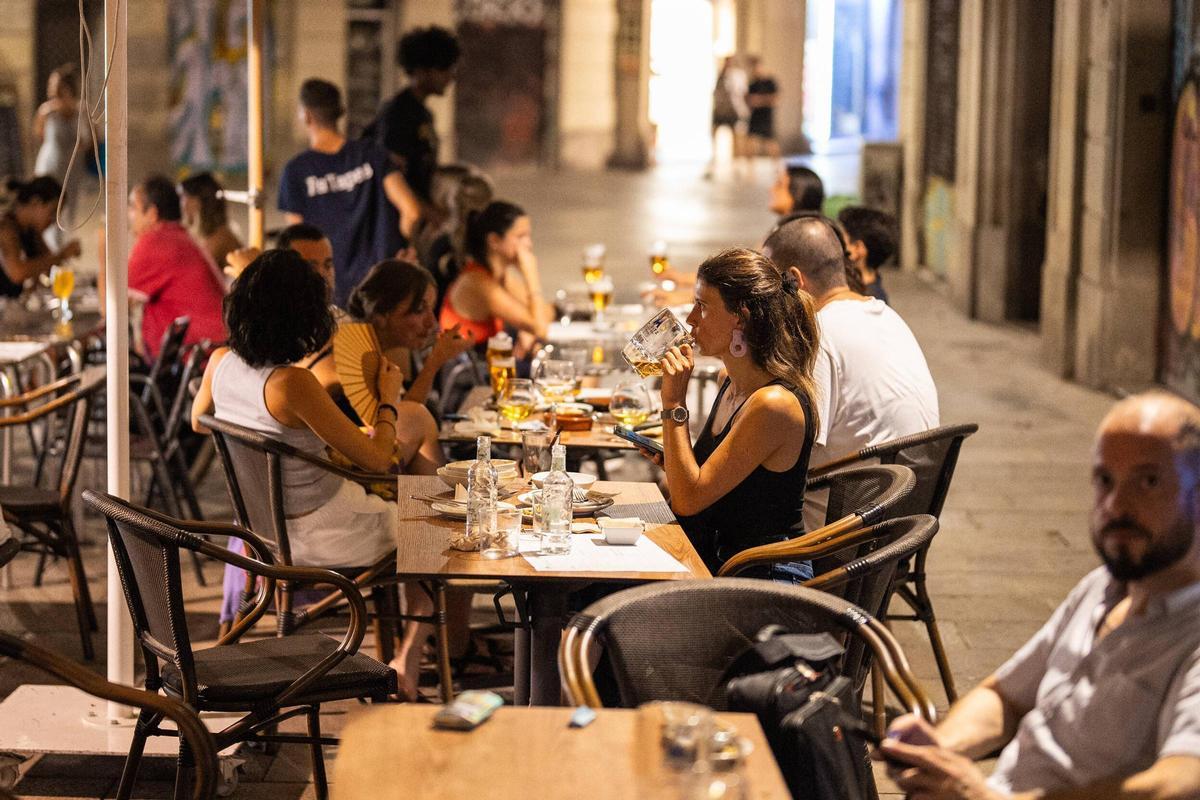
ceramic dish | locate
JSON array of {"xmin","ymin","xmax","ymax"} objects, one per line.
[
  {"xmin": 517, "ymin": 491, "xmax": 613, "ymax": 516},
  {"xmin": 530, "ymin": 471, "xmax": 597, "ymax": 490},
  {"xmin": 429, "ymin": 500, "xmax": 517, "ymax": 520}
]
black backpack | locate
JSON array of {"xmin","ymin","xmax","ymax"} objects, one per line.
[{"xmin": 723, "ymin": 625, "xmax": 877, "ymax": 800}]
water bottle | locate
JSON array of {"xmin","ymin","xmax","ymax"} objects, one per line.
[
  {"xmin": 466, "ymin": 436, "xmax": 497, "ymax": 548},
  {"xmin": 539, "ymin": 444, "xmax": 573, "ymax": 554}
]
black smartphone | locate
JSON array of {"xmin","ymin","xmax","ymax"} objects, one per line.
[{"xmin": 613, "ymin": 425, "xmax": 665, "ymax": 455}]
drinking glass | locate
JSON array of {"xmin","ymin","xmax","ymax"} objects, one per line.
[
  {"xmin": 581, "ymin": 243, "xmax": 606, "ymax": 284},
  {"xmin": 590, "ymin": 277, "xmax": 614, "ymax": 323},
  {"xmin": 50, "ymin": 264, "xmax": 75, "ymax": 322},
  {"xmin": 534, "ymin": 359, "xmax": 577, "ymax": 403},
  {"xmin": 649, "ymin": 239, "xmax": 669, "ymax": 276},
  {"xmin": 482, "ymin": 507, "xmax": 522, "ymax": 559},
  {"xmin": 610, "ymin": 377, "xmax": 653, "ymax": 428},
  {"xmin": 622, "ymin": 308, "xmax": 693, "ymax": 377},
  {"xmin": 498, "ymin": 379, "xmax": 536, "ymax": 424},
  {"xmin": 521, "ymin": 430, "xmax": 553, "ymax": 477}
]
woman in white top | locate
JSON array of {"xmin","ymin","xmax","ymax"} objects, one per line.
[{"xmin": 192, "ymin": 248, "xmax": 430, "ymax": 699}]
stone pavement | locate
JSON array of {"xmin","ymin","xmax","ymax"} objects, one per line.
[{"xmin": 0, "ymin": 165, "xmax": 1116, "ymax": 797}]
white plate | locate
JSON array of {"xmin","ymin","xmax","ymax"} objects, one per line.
[{"xmin": 430, "ymin": 500, "xmax": 516, "ymax": 520}]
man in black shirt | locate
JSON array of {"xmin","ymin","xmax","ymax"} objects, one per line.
[{"xmin": 369, "ymin": 26, "xmax": 461, "ymax": 229}]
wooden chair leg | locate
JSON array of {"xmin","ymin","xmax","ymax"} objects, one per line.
[
  {"xmin": 433, "ymin": 582, "xmax": 455, "ymax": 703},
  {"xmin": 61, "ymin": 518, "xmax": 97, "ymax": 631},
  {"xmin": 172, "ymin": 738, "xmax": 195, "ymax": 800},
  {"xmin": 371, "ymin": 585, "xmax": 397, "ymax": 664},
  {"xmin": 59, "ymin": 532, "xmax": 95, "ymax": 661},
  {"xmin": 32, "ymin": 548, "xmax": 48, "ymax": 586},
  {"xmin": 871, "ymin": 661, "xmax": 886, "ymax": 739},
  {"xmin": 307, "ymin": 706, "xmax": 329, "ymax": 800},
  {"xmin": 910, "ymin": 550, "xmax": 957, "ymax": 704}
]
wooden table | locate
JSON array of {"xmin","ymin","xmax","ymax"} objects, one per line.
[
  {"xmin": 396, "ymin": 476, "xmax": 710, "ymax": 704},
  {"xmin": 332, "ymin": 705, "xmax": 790, "ymax": 800}
]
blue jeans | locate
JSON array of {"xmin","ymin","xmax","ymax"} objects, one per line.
[{"xmin": 766, "ymin": 560, "xmax": 814, "ymax": 585}]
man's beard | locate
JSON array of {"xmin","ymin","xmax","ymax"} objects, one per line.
[{"xmin": 1094, "ymin": 515, "xmax": 1195, "ymax": 581}]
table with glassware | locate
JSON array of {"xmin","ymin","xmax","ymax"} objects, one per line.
[
  {"xmin": 395, "ymin": 475, "xmax": 710, "ymax": 705},
  {"xmin": 332, "ymin": 704, "xmax": 791, "ymax": 800}
]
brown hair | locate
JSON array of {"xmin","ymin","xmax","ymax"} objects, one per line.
[
  {"xmin": 697, "ymin": 247, "xmax": 821, "ymax": 432},
  {"xmin": 346, "ymin": 259, "xmax": 436, "ymax": 321}
]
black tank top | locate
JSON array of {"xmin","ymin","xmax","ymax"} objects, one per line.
[{"xmin": 676, "ymin": 377, "xmax": 815, "ymax": 573}]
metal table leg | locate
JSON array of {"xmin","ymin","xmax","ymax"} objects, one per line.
[
  {"xmin": 527, "ymin": 588, "xmax": 572, "ymax": 706},
  {"xmin": 0, "ymin": 367, "xmax": 13, "ymax": 590}
]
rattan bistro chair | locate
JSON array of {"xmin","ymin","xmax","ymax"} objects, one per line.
[
  {"xmin": 82, "ymin": 490, "xmax": 395, "ymax": 800},
  {"xmin": 1, "ymin": 369, "xmax": 104, "ymax": 659},
  {"xmin": 560, "ymin": 579, "xmax": 936, "ymax": 725},
  {"xmin": 0, "ymin": 632, "xmax": 219, "ymax": 800},
  {"xmin": 809, "ymin": 424, "xmax": 978, "ymax": 702},
  {"xmin": 201, "ymin": 414, "xmax": 455, "ymax": 700}
]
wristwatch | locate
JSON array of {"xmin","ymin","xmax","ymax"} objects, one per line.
[{"xmin": 662, "ymin": 406, "xmax": 689, "ymax": 424}]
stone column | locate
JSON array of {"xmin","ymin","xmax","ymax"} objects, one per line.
[
  {"xmin": 758, "ymin": 0, "xmax": 807, "ymax": 153},
  {"xmin": 898, "ymin": 0, "xmax": 928, "ymax": 272},
  {"xmin": 0, "ymin": 0, "xmax": 35, "ymax": 169},
  {"xmin": 1039, "ymin": 0, "xmax": 1088, "ymax": 377},
  {"xmin": 609, "ymin": 0, "xmax": 651, "ymax": 168},
  {"xmin": 1071, "ymin": 0, "xmax": 1171, "ymax": 389},
  {"xmin": 559, "ymin": 0, "xmax": 618, "ymax": 169}
]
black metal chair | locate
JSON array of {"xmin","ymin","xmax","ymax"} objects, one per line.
[
  {"xmin": 200, "ymin": 414, "xmax": 454, "ymax": 700},
  {"xmin": 82, "ymin": 489, "xmax": 396, "ymax": 800},
  {"xmin": 809, "ymin": 424, "xmax": 978, "ymax": 702},
  {"xmin": 0, "ymin": 632, "xmax": 219, "ymax": 800},
  {"xmin": 559, "ymin": 579, "xmax": 936, "ymax": 726},
  {"xmin": 1, "ymin": 368, "xmax": 104, "ymax": 659}
]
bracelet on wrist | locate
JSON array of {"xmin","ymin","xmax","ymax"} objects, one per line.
[{"xmin": 377, "ymin": 403, "xmax": 399, "ymax": 419}]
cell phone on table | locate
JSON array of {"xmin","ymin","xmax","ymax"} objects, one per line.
[{"xmin": 613, "ymin": 425, "xmax": 664, "ymax": 455}]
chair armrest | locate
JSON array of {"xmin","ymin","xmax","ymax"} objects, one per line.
[
  {"xmin": 717, "ymin": 515, "xmax": 866, "ymax": 577},
  {"xmin": 285, "ymin": 445, "xmax": 396, "ymax": 487},
  {"xmin": 807, "ymin": 452, "xmax": 868, "ymax": 480},
  {"xmin": 129, "ymin": 373, "xmax": 169, "ymax": 425},
  {"xmin": 0, "ymin": 372, "xmax": 81, "ymax": 408},
  {"xmin": 187, "ymin": 536, "xmax": 370, "ymax": 704}
]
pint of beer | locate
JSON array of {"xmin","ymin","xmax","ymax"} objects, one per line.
[
  {"xmin": 486, "ymin": 332, "xmax": 516, "ymax": 400},
  {"xmin": 649, "ymin": 240, "xmax": 669, "ymax": 276}
]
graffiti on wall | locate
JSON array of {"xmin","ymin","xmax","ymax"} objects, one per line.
[
  {"xmin": 168, "ymin": 0, "xmax": 250, "ymax": 173},
  {"xmin": 1164, "ymin": 72, "xmax": 1200, "ymax": 400}
]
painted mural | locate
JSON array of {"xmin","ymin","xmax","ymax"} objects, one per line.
[
  {"xmin": 1164, "ymin": 71, "xmax": 1200, "ymax": 400},
  {"xmin": 168, "ymin": 0, "xmax": 251, "ymax": 173}
]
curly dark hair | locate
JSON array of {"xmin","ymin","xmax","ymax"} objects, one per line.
[
  {"xmin": 224, "ymin": 249, "xmax": 335, "ymax": 368},
  {"xmin": 397, "ymin": 26, "xmax": 460, "ymax": 73},
  {"xmin": 837, "ymin": 206, "xmax": 897, "ymax": 269}
]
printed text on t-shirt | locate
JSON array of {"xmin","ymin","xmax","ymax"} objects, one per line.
[{"xmin": 304, "ymin": 162, "xmax": 374, "ymax": 197}]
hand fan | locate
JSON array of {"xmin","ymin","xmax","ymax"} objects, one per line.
[{"xmin": 333, "ymin": 322, "xmax": 383, "ymax": 423}]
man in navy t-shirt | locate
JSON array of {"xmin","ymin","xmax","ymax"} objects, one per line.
[{"xmin": 278, "ymin": 78, "xmax": 418, "ymax": 307}]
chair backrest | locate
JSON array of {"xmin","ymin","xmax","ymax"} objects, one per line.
[
  {"xmin": 200, "ymin": 413, "xmax": 297, "ymax": 562},
  {"xmin": 17, "ymin": 369, "xmax": 103, "ymax": 504},
  {"xmin": 164, "ymin": 341, "xmax": 216, "ymax": 446},
  {"xmin": 0, "ymin": 631, "xmax": 217, "ymax": 799},
  {"xmin": 813, "ymin": 463, "xmax": 917, "ymax": 529},
  {"xmin": 144, "ymin": 316, "xmax": 191, "ymax": 406},
  {"xmin": 805, "ymin": 514, "xmax": 939, "ymax": 686},
  {"xmin": 817, "ymin": 424, "xmax": 978, "ymax": 520},
  {"xmin": 564, "ymin": 579, "xmax": 934, "ymax": 719},
  {"xmin": 82, "ymin": 489, "xmax": 200, "ymax": 703}
]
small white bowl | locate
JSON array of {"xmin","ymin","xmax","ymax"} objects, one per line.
[
  {"xmin": 599, "ymin": 517, "xmax": 643, "ymax": 545},
  {"xmin": 530, "ymin": 471, "xmax": 597, "ymax": 490}
]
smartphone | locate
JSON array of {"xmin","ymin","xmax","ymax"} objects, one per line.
[{"xmin": 613, "ymin": 425, "xmax": 665, "ymax": 455}]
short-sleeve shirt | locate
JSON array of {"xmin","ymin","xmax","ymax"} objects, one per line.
[
  {"xmin": 988, "ymin": 567, "xmax": 1200, "ymax": 794},
  {"xmin": 803, "ymin": 297, "xmax": 939, "ymax": 530},
  {"xmin": 128, "ymin": 222, "xmax": 227, "ymax": 359},
  {"xmin": 277, "ymin": 138, "xmax": 403, "ymax": 307},
  {"xmin": 373, "ymin": 88, "xmax": 438, "ymax": 203}
]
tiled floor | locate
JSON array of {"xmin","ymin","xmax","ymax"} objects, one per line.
[{"xmin": 0, "ymin": 163, "xmax": 1114, "ymax": 798}]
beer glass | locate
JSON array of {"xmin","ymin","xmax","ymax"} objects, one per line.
[{"xmin": 622, "ymin": 308, "xmax": 693, "ymax": 377}]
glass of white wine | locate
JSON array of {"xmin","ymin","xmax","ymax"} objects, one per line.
[
  {"xmin": 50, "ymin": 264, "xmax": 75, "ymax": 322},
  {"xmin": 534, "ymin": 359, "xmax": 577, "ymax": 404},
  {"xmin": 610, "ymin": 377, "xmax": 653, "ymax": 428},
  {"xmin": 498, "ymin": 378, "xmax": 537, "ymax": 425}
]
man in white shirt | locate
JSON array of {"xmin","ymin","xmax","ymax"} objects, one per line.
[
  {"xmin": 762, "ymin": 215, "xmax": 939, "ymax": 531},
  {"xmin": 876, "ymin": 391, "xmax": 1200, "ymax": 799}
]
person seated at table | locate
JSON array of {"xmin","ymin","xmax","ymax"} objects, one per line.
[
  {"xmin": 438, "ymin": 200, "xmax": 551, "ymax": 355},
  {"xmin": 836, "ymin": 205, "xmax": 894, "ymax": 304},
  {"xmin": 190, "ymin": 248, "xmax": 431, "ymax": 699},
  {"xmin": 345, "ymin": 258, "xmax": 472, "ymax": 409},
  {"xmin": 125, "ymin": 174, "xmax": 227, "ymax": 358},
  {"xmin": 0, "ymin": 176, "xmax": 81, "ymax": 297},
  {"xmin": 418, "ymin": 164, "xmax": 494, "ymax": 311},
  {"xmin": 179, "ymin": 172, "xmax": 242, "ymax": 272},
  {"xmin": 770, "ymin": 161, "xmax": 825, "ymax": 218},
  {"xmin": 641, "ymin": 247, "xmax": 820, "ymax": 579}
]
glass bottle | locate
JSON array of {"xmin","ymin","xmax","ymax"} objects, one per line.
[
  {"xmin": 466, "ymin": 436, "xmax": 497, "ymax": 548},
  {"xmin": 539, "ymin": 444, "xmax": 573, "ymax": 554}
]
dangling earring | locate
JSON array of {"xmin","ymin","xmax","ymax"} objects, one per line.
[{"xmin": 729, "ymin": 329, "xmax": 748, "ymax": 358}]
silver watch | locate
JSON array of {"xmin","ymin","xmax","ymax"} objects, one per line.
[{"xmin": 662, "ymin": 406, "xmax": 689, "ymax": 424}]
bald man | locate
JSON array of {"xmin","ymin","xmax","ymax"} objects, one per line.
[
  {"xmin": 762, "ymin": 215, "xmax": 939, "ymax": 531},
  {"xmin": 877, "ymin": 391, "xmax": 1200, "ymax": 799}
]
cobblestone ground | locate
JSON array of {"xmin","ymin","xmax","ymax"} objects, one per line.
[{"xmin": 1, "ymin": 165, "xmax": 1114, "ymax": 798}]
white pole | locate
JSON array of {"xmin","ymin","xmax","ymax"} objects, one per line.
[
  {"xmin": 247, "ymin": 0, "xmax": 265, "ymax": 249},
  {"xmin": 104, "ymin": 0, "xmax": 134, "ymax": 719}
]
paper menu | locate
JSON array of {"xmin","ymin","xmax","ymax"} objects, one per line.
[{"xmin": 521, "ymin": 533, "xmax": 688, "ymax": 573}]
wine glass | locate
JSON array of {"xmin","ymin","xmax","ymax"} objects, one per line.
[
  {"xmin": 534, "ymin": 359, "xmax": 577, "ymax": 404},
  {"xmin": 498, "ymin": 378, "xmax": 537, "ymax": 425},
  {"xmin": 590, "ymin": 277, "xmax": 614, "ymax": 325},
  {"xmin": 50, "ymin": 264, "xmax": 75, "ymax": 322},
  {"xmin": 610, "ymin": 377, "xmax": 653, "ymax": 428}
]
